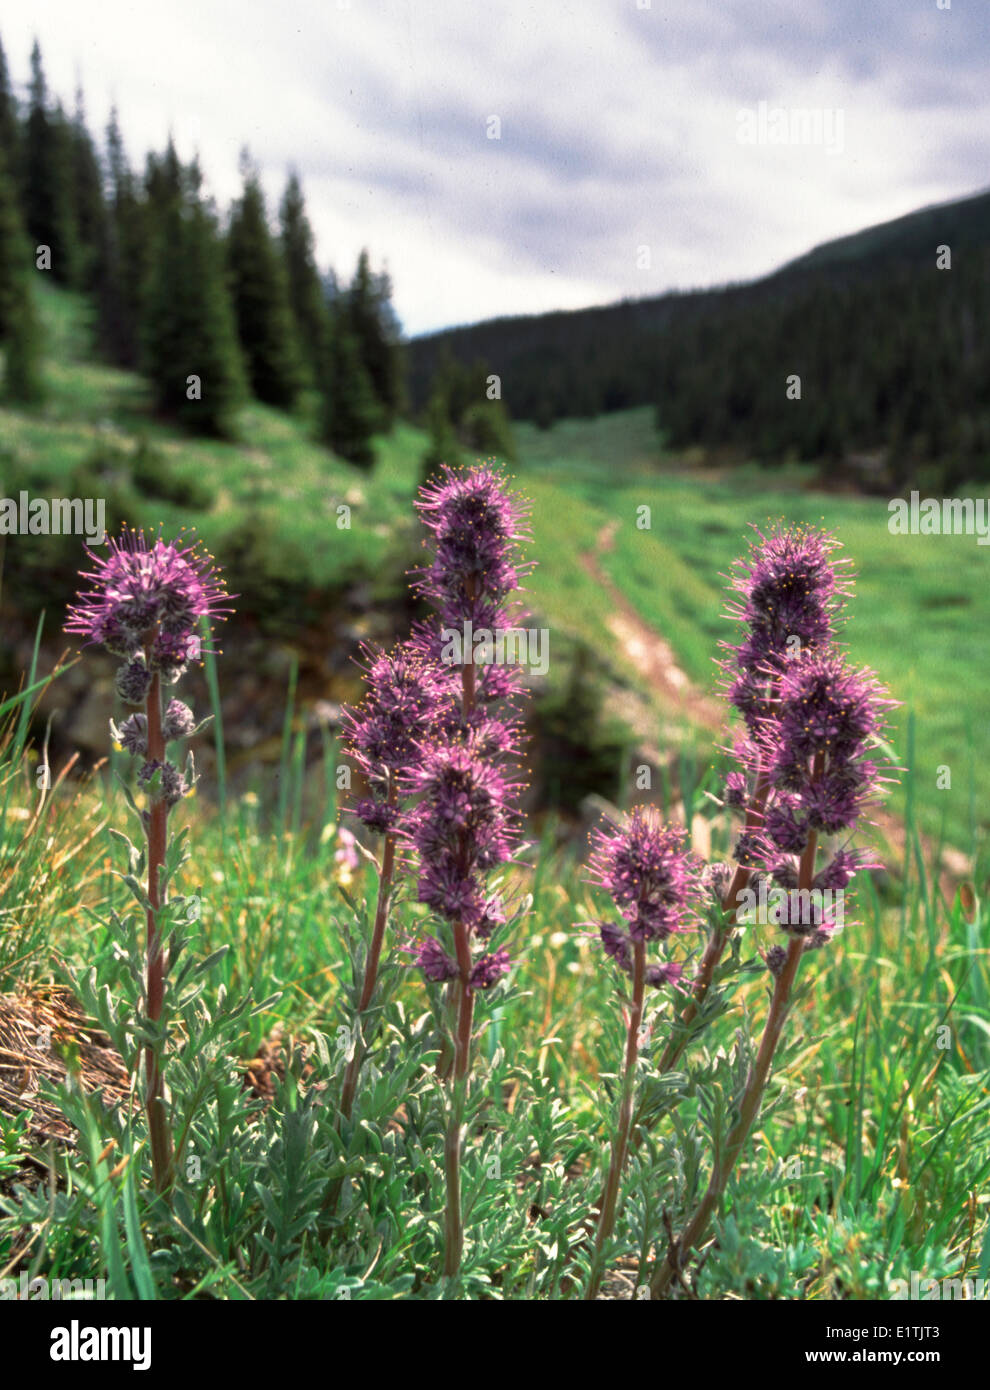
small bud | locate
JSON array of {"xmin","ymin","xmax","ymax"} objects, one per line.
[{"xmin": 115, "ymin": 659, "xmax": 153, "ymax": 705}]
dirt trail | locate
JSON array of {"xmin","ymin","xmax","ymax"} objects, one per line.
[
  {"xmin": 580, "ymin": 520, "xmax": 723, "ymax": 731},
  {"xmin": 580, "ymin": 521, "xmax": 968, "ymax": 898}
]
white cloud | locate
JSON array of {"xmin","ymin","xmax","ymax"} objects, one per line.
[{"xmin": 2, "ymin": 0, "xmax": 987, "ymax": 335}]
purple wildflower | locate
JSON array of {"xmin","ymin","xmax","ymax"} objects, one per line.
[
  {"xmin": 66, "ymin": 527, "xmax": 230, "ymax": 657},
  {"xmin": 814, "ymin": 848, "xmax": 874, "ymax": 891},
  {"xmin": 163, "ymin": 699, "xmax": 196, "ymax": 741},
  {"xmin": 114, "ymin": 713, "xmax": 148, "ymax": 757},
  {"xmin": 765, "ymin": 650, "xmax": 889, "ymax": 828},
  {"xmin": 407, "ymin": 463, "xmax": 529, "ymax": 989},
  {"xmin": 468, "ymin": 948, "xmax": 510, "ymax": 991},
  {"xmin": 341, "ymin": 640, "xmax": 454, "ymax": 834},
  {"xmin": 724, "ymin": 770, "xmax": 747, "ymax": 809},
  {"xmin": 745, "ymin": 648, "xmax": 895, "ymax": 941},
  {"xmin": 588, "ymin": 809, "xmax": 698, "ymax": 987},
  {"xmin": 645, "ymin": 961, "xmax": 685, "ymax": 990},
  {"xmin": 599, "ymin": 920, "xmax": 633, "ymax": 969},
  {"xmin": 405, "ymin": 737, "xmax": 519, "ymax": 929},
  {"xmin": 701, "ymin": 861, "xmax": 733, "ymax": 905},
  {"xmin": 413, "ymin": 462, "xmax": 531, "ymax": 633},
  {"xmin": 722, "ymin": 524, "xmax": 849, "ymax": 731},
  {"xmin": 115, "ymin": 658, "xmax": 153, "ymax": 706},
  {"xmin": 416, "ymin": 936, "xmax": 459, "ymax": 983},
  {"xmin": 475, "ymin": 894, "xmax": 507, "ymax": 940},
  {"xmin": 137, "ymin": 759, "xmax": 188, "ymax": 807}
]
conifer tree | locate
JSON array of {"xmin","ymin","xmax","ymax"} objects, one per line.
[
  {"xmin": 69, "ymin": 87, "xmax": 107, "ymax": 291},
  {"xmin": 279, "ymin": 170, "xmax": 327, "ymax": 384},
  {"xmin": 97, "ymin": 108, "xmax": 146, "ymax": 367},
  {"xmin": 419, "ymin": 378, "xmax": 462, "ymax": 487},
  {"xmin": 319, "ymin": 308, "xmax": 377, "ymax": 469},
  {"xmin": 23, "ymin": 42, "xmax": 76, "ymax": 284},
  {"xmin": 227, "ymin": 155, "xmax": 302, "ymax": 408},
  {"xmin": 0, "ymin": 147, "xmax": 43, "ymax": 403},
  {"xmin": 142, "ymin": 152, "xmax": 245, "ymax": 436},
  {"xmin": 0, "ymin": 34, "xmax": 20, "ymax": 178},
  {"xmin": 344, "ymin": 248, "xmax": 403, "ymax": 428}
]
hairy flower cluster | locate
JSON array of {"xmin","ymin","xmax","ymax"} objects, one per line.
[
  {"xmin": 409, "ymin": 463, "xmax": 529, "ymax": 992},
  {"xmin": 722, "ymin": 524, "xmax": 848, "ymax": 738},
  {"xmin": 748, "ymin": 649, "xmax": 892, "ymax": 937},
  {"xmin": 407, "ymin": 734, "xmax": 518, "ymax": 992},
  {"xmin": 341, "ymin": 641, "xmax": 456, "ymax": 833},
  {"xmin": 68, "ymin": 527, "xmax": 227, "ymax": 810},
  {"xmin": 66, "ymin": 526, "xmax": 229, "ymax": 678},
  {"xmin": 713, "ymin": 524, "xmax": 894, "ymax": 955},
  {"xmin": 587, "ymin": 810, "xmax": 698, "ymax": 990},
  {"xmin": 413, "ymin": 462, "xmax": 530, "ymax": 630},
  {"xmin": 762, "ymin": 648, "xmax": 889, "ymax": 819}
]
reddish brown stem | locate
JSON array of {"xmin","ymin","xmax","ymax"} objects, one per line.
[
  {"xmin": 339, "ymin": 784, "xmax": 398, "ymax": 1125},
  {"xmin": 576, "ymin": 769, "xmax": 770, "ymax": 1270},
  {"xmin": 442, "ymin": 917, "xmax": 475, "ymax": 1280},
  {"xmin": 442, "ymin": 644, "xmax": 478, "ymax": 1279},
  {"xmin": 586, "ymin": 938, "xmax": 646, "ymax": 1300},
  {"xmin": 144, "ymin": 667, "xmax": 174, "ymax": 1196},
  {"xmin": 657, "ymin": 765, "xmax": 770, "ymax": 1072},
  {"xmin": 651, "ymin": 822, "xmax": 819, "ymax": 1298}
]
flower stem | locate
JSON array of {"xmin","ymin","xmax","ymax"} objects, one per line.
[
  {"xmin": 339, "ymin": 785, "xmax": 398, "ymax": 1125},
  {"xmin": 586, "ymin": 937, "xmax": 646, "ymax": 1300},
  {"xmin": 442, "ymin": 649, "xmax": 478, "ymax": 1281},
  {"xmin": 443, "ymin": 917, "xmax": 475, "ymax": 1281},
  {"xmin": 650, "ymin": 826, "xmax": 818, "ymax": 1298},
  {"xmin": 144, "ymin": 667, "xmax": 174, "ymax": 1197},
  {"xmin": 657, "ymin": 765, "xmax": 770, "ymax": 1073}
]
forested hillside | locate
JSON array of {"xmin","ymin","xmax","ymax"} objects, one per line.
[{"xmin": 408, "ymin": 189, "xmax": 990, "ymax": 487}]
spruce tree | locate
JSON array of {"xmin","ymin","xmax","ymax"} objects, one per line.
[
  {"xmin": 0, "ymin": 34, "xmax": 19, "ymax": 178},
  {"xmin": 69, "ymin": 87, "xmax": 107, "ymax": 291},
  {"xmin": 344, "ymin": 248, "xmax": 403, "ymax": 428},
  {"xmin": 23, "ymin": 43, "xmax": 76, "ymax": 284},
  {"xmin": 227, "ymin": 156, "xmax": 302, "ymax": 408},
  {"xmin": 97, "ymin": 108, "xmax": 148, "ymax": 367},
  {"xmin": 142, "ymin": 152, "xmax": 245, "ymax": 436},
  {"xmin": 0, "ymin": 147, "xmax": 43, "ymax": 403},
  {"xmin": 279, "ymin": 170, "xmax": 327, "ymax": 384},
  {"xmin": 319, "ymin": 309, "xmax": 377, "ymax": 468}
]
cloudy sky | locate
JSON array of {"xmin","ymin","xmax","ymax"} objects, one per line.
[{"xmin": 3, "ymin": 1, "xmax": 988, "ymax": 337}]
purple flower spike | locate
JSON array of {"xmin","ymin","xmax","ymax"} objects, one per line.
[
  {"xmin": 341, "ymin": 640, "xmax": 455, "ymax": 835},
  {"xmin": 413, "ymin": 462, "xmax": 531, "ymax": 631},
  {"xmin": 408, "ymin": 463, "xmax": 529, "ymax": 992},
  {"xmin": 721, "ymin": 524, "xmax": 849, "ymax": 737},
  {"xmin": 746, "ymin": 647, "xmax": 896, "ymax": 944},
  {"xmin": 589, "ymin": 809, "xmax": 699, "ymax": 945},
  {"xmin": 588, "ymin": 809, "xmax": 698, "ymax": 990},
  {"xmin": 163, "ymin": 699, "xmax": 196, "ymax": 741},
  {"xmin": 66, "ymin": 527, "xmax": 231, "ymax": 657},
  {"xmin": 766, "ymin": 650, "xmax": 890, "ymax": 834}
]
